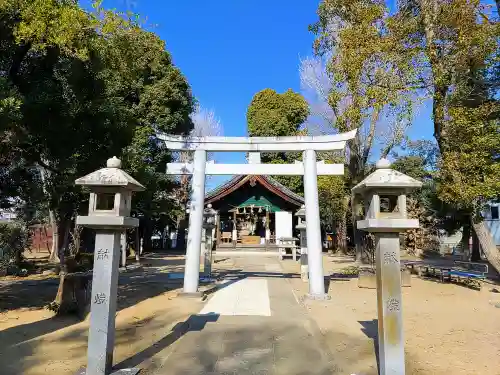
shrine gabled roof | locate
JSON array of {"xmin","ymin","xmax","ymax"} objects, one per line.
[{"xmin": 205, "ymin": 175, "xmax": 304, "ymax": 207}]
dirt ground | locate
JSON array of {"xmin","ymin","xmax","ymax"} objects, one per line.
[
  {"xmin": 0, "ymin": 254, "xmax": 203, "ymax": 375},
  {"xmin": 280, "ymin": 255, "xmax": 500, "ymax": 375},
  {"xmin": 1, "ymin": 252, "xmax": 500, "ymax": 374}
]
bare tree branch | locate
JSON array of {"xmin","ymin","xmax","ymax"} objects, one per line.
[
  {"xmin": 190, "ymin": 104, "xmax": 223, "ymax": 139},
  {"xmin": 299, "ymin": 54, "xmax": 337, "ymax": 134},
  {"xmin": 362, "ymin": 108, "xmax": 380, "ymax": 165}
]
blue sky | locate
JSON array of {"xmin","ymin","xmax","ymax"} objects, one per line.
[{"xmin": 85, "ymin": 0, "xmax": 434, "ymax": 190}]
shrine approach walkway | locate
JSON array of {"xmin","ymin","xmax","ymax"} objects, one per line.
[{"xmin": 143, "ymin": 257, "xmax": 340, "ymax": 375}]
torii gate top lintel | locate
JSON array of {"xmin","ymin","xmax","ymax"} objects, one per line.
[{"xmin": 157, "ymin": 129, "xmax": 357, "ymax": 152}]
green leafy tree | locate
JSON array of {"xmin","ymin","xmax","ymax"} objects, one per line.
[
  {"xmin": 0, "ymin": 222, "xmax": 31, "ymax": 269},
  {"xmin": 397, "ymin": 0, "xmax": 499, "ymax": 258},
  {"xmin": 247, "ymin": 88, "xmax": 309, "ymax": 193},
  {"xmin": 307, "ymin": 0, "xmax": 417, "ymax": 258},
  {"xmin": 392, "ymin": 147, "xmax": 439, "ymax": 256},
  {"xmin": 0, "ymin": 1, "xmax": 194, "ymax": 262},
  {"xmin": 317, "ymin": 163, "xmax": 349, "ymax": 252},
  {"xmin": 396, "ymin": 0, "xmax": 499, "ymax": 153},
  {"xmin": 309, "ymin": 0, "xmax": 499, "ymax": 260},
  {"xmin": 437, "ymin": 104, "xmax": 500, "ymax": 259}
]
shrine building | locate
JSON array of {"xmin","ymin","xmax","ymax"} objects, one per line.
[{"xmin": 205, "ymin": 175, "xmax": 304, "ymax": 249}]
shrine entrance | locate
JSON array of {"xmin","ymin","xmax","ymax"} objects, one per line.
[
  {"xmin": 221, "ymin": 206, "xmax": 276, "ymax": 247},
  {"xmin": 158, "ymin": 131, "xmax": 356, "ymax": 300},
  {"xmin": 205, "ymin": 174, "xmax": 304, "ymax": 249}
]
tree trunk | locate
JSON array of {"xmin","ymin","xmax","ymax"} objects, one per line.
[
  {"xmin": 176, "ymin": 215, "xmax": 188, "ymax": 251},
  {"xmin": 473, "ymin": 221, "xmax": 500, "ymax": 274},
  {"xmin": 471, "ymin": 229, "xmax": 481, "ymax": 262},
  {"xmin": 62, "ymin": 221, "xmax": 70, "ymax": 254},
  {"xmin": 461, "ymin": 221, "xmax": 471, "ymax": 260},
  {"xmin": 48, "ymin": 210, "xmax": 60, "ymax": 263},
  {"xmin": 43, "ymin": 225, "xmax": 50, "ymax": 252},
  {"xmin": 58, "ymin": 219, "xmax": 71, "ymax": 269},
  {"xmin": 72, "ymin": 225, "xmax": 82, "ymax": 256},
  {"xmin": 38, "ymin": 163, "xmax": 60, "ymax": 262},
  {"xmin": 49, "ymin": 272, "xmax": 92, "ymax": 319},
  {"xmin": 354, "ymin": 228, "xmax": 365, "ymax": 263},
  {"xmin": 142, "ymin": 217, "xmax": 152, "ymax": 252},
  {"xmin": 162, "ymin": 226, "xmax": 168, "ymax": 250},
  {"xmin": 336, "ymin": 215, "xmax": 347, "ymax": 254},
  {"xmin": 350, "ymin": 195, "xmax": 364, "ymax": 263},
  {"xmin": 14, "ymin": 245, "xmax": 23, "ymax": 266},
  {"xmin": 420, "ymin": 0, "xmax": 451, "ymax": 153}
]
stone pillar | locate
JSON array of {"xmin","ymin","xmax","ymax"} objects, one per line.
[
  {"xmin": 134, "ymin": 227, "xmax": 141, "ymax": 263},
  {"xmin": 375, "ymin": 233, "xmax": 405, "ymax": 375},
  {"xmin": 216, "ymin": 214, "xmax": 221, "ymax": 246},
  {"xmin": 352, "ymin": 158, "xmax": 422, "ymax": 375},
  {"xmin": 398, "ymin": 194, "xmax": 407, "ymax": 217},
  {"xmin": 120, "ymin": 232, "xmax": 127, "ymax": 268},
  {"xmin": 75, "ymin": 156, "xmax": 143, "ymax": 375},
  {"xmin": 204, "ymin": 229, "xmax": 213, "ymax": 277},
  {"xmin": 183, "ymin": 149, "xmax": 207, "ymax": 294},
  {"xmin": 200, "ymin": 227, "xmax": 206, "ymax": 271},
  {"xmin": 86, "ymin": 232, "xmax": 121, "ymax": 375},
  {"xmin": 368, "ymin": 193, "xmax": 380, "ymax": 219},
  {"xmin": 303, "ymin": 149, "xmax": 328, "ymax": 299},
  {"xmin": 299, "ymin": 231, "xmax": 308, "ymax": 282}
]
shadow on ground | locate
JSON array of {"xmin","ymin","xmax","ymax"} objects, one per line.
[
  {"xmin": 114, "ymin": 313, "xmax": 219, "ymax": 371},
  {"xmin": 359, "ymin": 319, "xmax": 380, "ymax": 373},
  {"xmin": 0, "ymin": 257, "xmax": 189, "ymax": 372},
  {"xmin": 0, "ymin": 255, "xmax": 186, "ymax": 312},
  {"xmin": 130, "ymin": 315, "xmax": 342, "ymax": 375}
]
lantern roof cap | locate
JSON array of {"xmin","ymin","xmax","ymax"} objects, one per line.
[
  {"xmin": 75, "ymin": 157, "xmax": 145, "ymax": 191},
  {"xmin": 295, "ymin": 204, "xmax": 306, "ymax": 217},
  {"xmin": 204, "ymin": 204, "xmax": 216, "ymax": 214},
  {"xmin": 351, "ymin": 158, "xmax": 422, "ymax": 195}
]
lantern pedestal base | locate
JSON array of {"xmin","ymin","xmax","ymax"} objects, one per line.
[{"xmin": 300, "ymin": 265, "xmax": 309, "ymax": 282}]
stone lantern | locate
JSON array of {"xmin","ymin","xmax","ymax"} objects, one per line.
[
  {"xmin": 351, "ymin": 158, "xmax": 421, "ymax": 375},
  {"xmin": 295, "ymin": 205, "xmax": 308, "ymax": 281},
  {"xmin": 76, "ymin": 156, "xmax": 144, "ymax": 229},
  {"xmin": 75, "ymin": 156, "xmax": 144, "ymax": 375},
  {"xmin": 201, "ymin": 204, "xmax": 217, "ymax": 278}
]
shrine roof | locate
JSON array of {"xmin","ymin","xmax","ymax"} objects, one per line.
[{"xmin": 205, "ymin": 175, "xmax": 304, "ymax": 207}]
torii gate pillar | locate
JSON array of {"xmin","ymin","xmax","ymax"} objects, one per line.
[
  {"xmin": 182, "ymin": 149, "xmax": 207, "ymax": 295},
  {"xmin": 159, "ymin": 130, "xmax": 357, "ymax": 298},
  {"xmin": 303, "ymin": 149, "xmax": 328, "ymax": 299}
]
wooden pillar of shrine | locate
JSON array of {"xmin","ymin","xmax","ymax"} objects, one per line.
[
  {"xmin": 265, "ymin": 209, "xmax": 270, "ymax": 250},
  {"xmin": 232, "ymin": 210, "xmax": 237, "ymax": 248}
]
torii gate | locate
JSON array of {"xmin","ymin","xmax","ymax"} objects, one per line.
[{"xmin": 158, "ymin": 130, "xmax": 357, "ymax": 300}]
